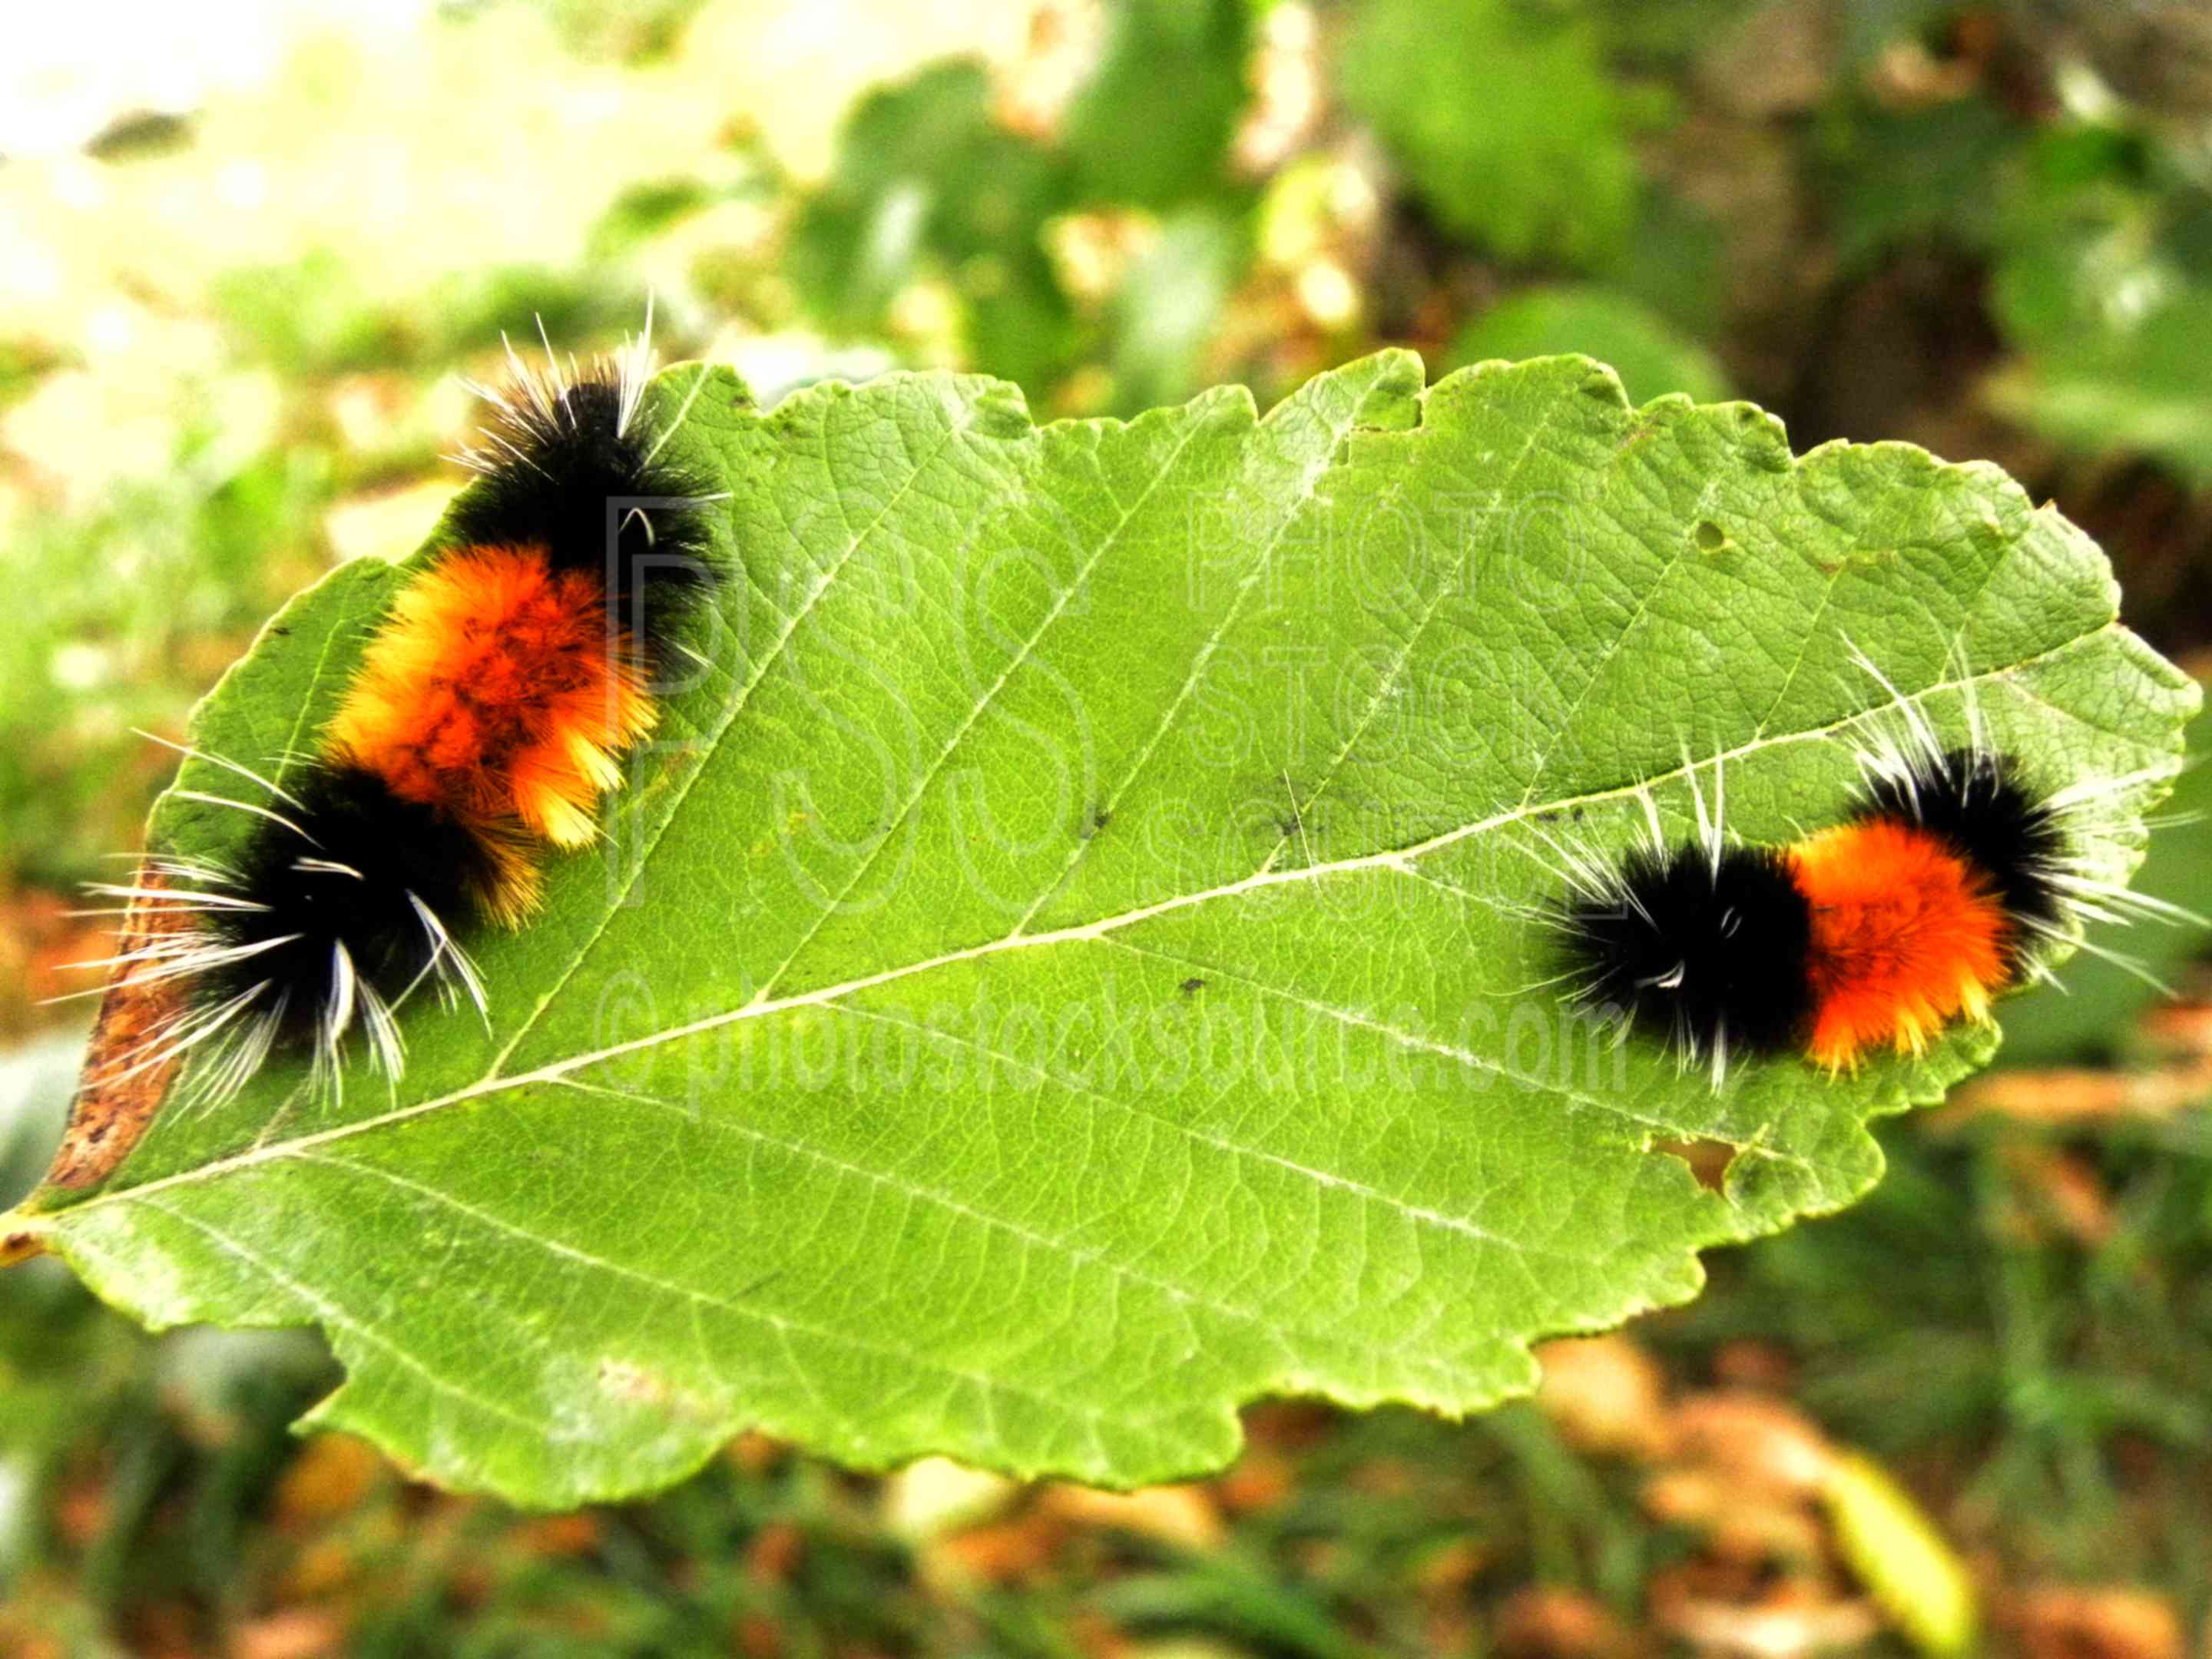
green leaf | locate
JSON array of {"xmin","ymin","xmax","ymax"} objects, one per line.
[
  {"xmin": 1339, "ymin": 0, "xmax": 1641, "ymax": 267},
  {"xmin": 786, "ymin": 61, "xmax": 1077, "ymax": 396},
  {"xmin": 6, "ymin": 353, "xmax": 2194, "ymax": 1507},
  {"xmin": 1449, "ymin": 285, "xmax": 1733, "ymax": 406},
  {"xmin": 1063, "ymin": 0, "xmax": 1250, "ymax": 212},
  {"xmin": 588, "ymin": 177, "xmax": 717, "ymax": 260}
]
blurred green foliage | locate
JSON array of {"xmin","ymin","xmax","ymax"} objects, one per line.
[
  {"xmin": 3, "ymin": 0, "xmax": 2212, "ymax": 1647},
  {"xmin": 1671, "ymin": 1114, "xmax": 2212, "ymax": 1598},
  {"xmin": 787, "ymin": 0, "xmax": 1252, "ymax": 409},
  {"xmin": 1339, "ymin": 0, "xmax": 1645, "ymax": 267},
  {"xmin": 1978, "ymin": 114, "xmax": 2212, "ymax": 488},
  {"xmin": 1, "ymin": 452, "xmax": 326, "ymax": 888},
  {"xmin": 1065, "ymin": 0, "xmax": 1250, "ymax": 210},
  {"xmin": 788, "ymin": 60, "xmax": 1083, "ymax": 396},
  {"xmin": 1818, "ymin": 96, "xmax": 2021, "ymax": 271}
]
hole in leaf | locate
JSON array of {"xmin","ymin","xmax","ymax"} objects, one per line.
[
  {"xmin": 1653, "ymin": 1137, "xmax": 1737, "ymax": 1194},
  {"xmin": 1694, "ymin": 520, "xmax": 1728, "ymax": 553}
]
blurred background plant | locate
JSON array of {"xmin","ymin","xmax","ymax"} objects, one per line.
[{"xmin": 2, "ymin": 0, "xmax": 2210, "ymax": 1652}]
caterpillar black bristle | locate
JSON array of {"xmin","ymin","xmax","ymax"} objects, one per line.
[
  {"xmin": 1557, "ymin": 840, "xmax": 1815, "ymax": 1070},
  {"xmin": 450, "ymin": 320, "xmax": 721, "ymax": 661}
]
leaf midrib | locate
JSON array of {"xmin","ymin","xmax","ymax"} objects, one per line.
[{"xmin": 32, "ymin": 618, "xmax": 2116, "ymax": 1226}]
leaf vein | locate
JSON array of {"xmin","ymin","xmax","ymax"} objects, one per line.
[
  {"xmin": 58, "ymin": 620, "xmax": 2114, "ymax": 1217},
  {"xmin": 489, "ymin": 402, "xmax": 976, "ymax": 1075}
]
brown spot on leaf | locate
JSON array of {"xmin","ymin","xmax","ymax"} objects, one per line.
[{"xmin": 45, "ymin": 867, "xmax": 197, "ymax": 1190}]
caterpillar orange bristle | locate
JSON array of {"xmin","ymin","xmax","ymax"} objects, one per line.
[
  {"xmin": 79, "ymin": 315, "xmax": 722, "ymax": 1104},
  {"xmin": 1793, "ymin": 743, "xmax": 2065, "ymax": 1070}
]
